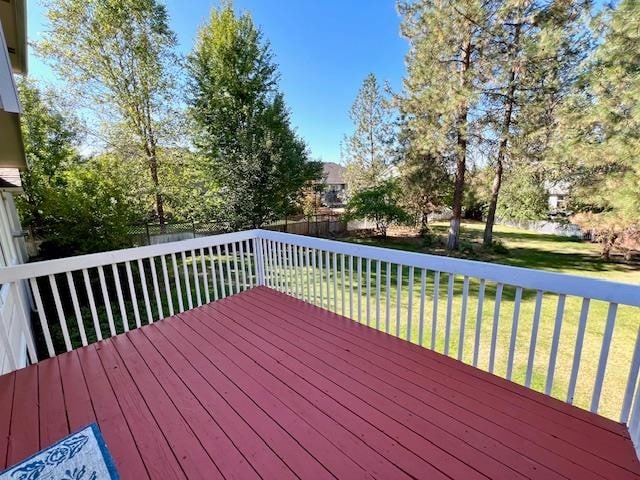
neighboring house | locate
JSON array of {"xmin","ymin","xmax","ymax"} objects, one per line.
[
  {"xmin": 0, "ymin": 0, "xmax": 32, "ymax": 374},
  {"xmin": 546, "ymin": 180, "xmax": 571, "ymax": 214},
  {"xmin": 321, "ymin": 162, "xmax": 347, "ymax": 208}
]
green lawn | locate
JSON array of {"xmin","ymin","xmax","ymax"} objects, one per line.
[{"xmin": 278, "ymin": 221, "xmax": 639, "ymax": 421}]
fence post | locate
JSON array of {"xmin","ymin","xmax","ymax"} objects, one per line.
[
  {"xmin": 145, "ymin": 223, "xmax": 150, "ymax": 245},
  {"xmin": 253, "ymin": 236, "xmax": 265, "ymax": 286}
]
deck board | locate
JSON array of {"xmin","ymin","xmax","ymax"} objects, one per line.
[{"xmin": 1, "ymin": 286, "xmax": 639, "ymax": 479}]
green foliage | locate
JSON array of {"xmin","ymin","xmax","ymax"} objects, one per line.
[
  {"xmin": 345, "ymin": 180, "xmax": 411, "ymax": 237},
  {"xmin": 496, "ymin": 166, "xmax": 548, "ymax": 222},
  {"xmin": 186, "ymin": 4, "xmax": 321, "ymax": 229},
  {"xmin": 36, "ymin": 0, "xmax": 180, "ymax": 225},
  {"xmin": 343, "ymin": 74, "xmax": 396, "ymax": 196},
  {"xmin": 16, "ymin": 78, "xmax": 136, "ymax": 257}
]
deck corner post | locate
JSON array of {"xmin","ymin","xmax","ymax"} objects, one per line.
[{"xmin": 254, "ymin": 235, "xmax": 266, "ymax": 286}]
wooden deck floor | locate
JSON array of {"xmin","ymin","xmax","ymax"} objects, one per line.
[{"xmin": 1, "ymin": 286, "xmax": 639, "ymax": 479}]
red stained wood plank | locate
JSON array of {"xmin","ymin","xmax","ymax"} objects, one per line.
[
  {"xmin": 153, "ymin": 319, "xmax": 335, "ymax": 480},
  {"xmin": 38, "ymin": 357, "xmax": 69, "ymax": 448},
  {"xmin": 76, "ymin": 345, "xmax": 150, "ymax": 480},
  {"xmin": 109, "ymin": 333, "xmax": 224, "ymax": 479},
  {"xmin": 140, "ymin": 323, "xmax": 297, "ymax": 480},
  {"xmin": 216, "ymin": 296, "xmax": 557, "ymax": 480},
  {"xmin": 260, "ymin": 287, "xmax": 627, "ymax": 436},
  {"xmin": 94, "ymin": 341, "xmax": 186, "ymax": 480},
  {"xmin": 0, "ymin": 373, "xmax": 15, "ymax": 469},
  {"xmin": 57, "ymin": 351, "xmax": 96, "ymax": 431},
  {"xmin": 180, "ymin": 307, "xmax": 460, "ymax": 480},
  {"xmin": 125, "ymin": 327, "xmax": 261, "ymax": 480},
  {"xmin": 172, "ymin": 311, "xmax": 405, "ymax": 480},
  {"xmin": 6, "ymin": 366, "xmax": 38, "ymax": 467},
  {"xmin": 252, "ymin": 287, "xmax": 640, "ymax": 477}
]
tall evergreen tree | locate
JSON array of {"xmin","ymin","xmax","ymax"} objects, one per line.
[
  {"xmin": 37, "ymin": 0, "xmax": 179, "ymax": 229},
  {"xmin": 343, "ymin": 73, "xmax": 396, "ymax": 196},
  {"xmin": 399, "ymin": 0, "xmax": 490, "ymax": 250},
  {"xmin": 482, "ymin": 0, "xmax": 590, "ymax": 246},
  {"xmin": 555, "ymin": 0, "xmax": 640, "ymax": 259},
  {"xmin": 187, "ymin": 3, "xmax": 321, "ymax": 228}
]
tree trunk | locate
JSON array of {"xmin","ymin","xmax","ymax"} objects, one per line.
[
  {"xmin": 447, "ymin": 37, "xmax": 472, "ymax": 251},
  {"xmin": 145, "ymin": 138, "xmax": 166, "ymax": 233},
  {"xmin": 483, "ymin": 22, "xmax": 521, "ymax": 247}
]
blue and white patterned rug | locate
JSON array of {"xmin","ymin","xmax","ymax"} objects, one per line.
[{"xmin": 1, "ymin": 424, "xmax": 119, "ymax": 480}]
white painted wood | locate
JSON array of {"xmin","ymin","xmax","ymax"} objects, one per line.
[
  {"xmin": 253, "ymin": 238, "xmax": 264, "ymax": 286},
  {"xmin": 349, "ymin": 255, "xmax": 354, "ymax": 318},
  {"xmin": 407, "ymin": 266, "xmax": 414, "ymax": 342},
  {"xmin": 375, "ymin": 260, "xmax": 381, "ymax": 330},
  {"xmin": 385, "ymin": 261, "xmax": 391, "ymax": 334},
  {"xmin": 112, "ymin": 264, "xmax": 129, "ymax": 332},
  {"xmin": 30, "ymin": 278, "xmax": 55, "ymax": 357},
  {"xmin": 239, "ymin": 241, "xmax": 247, "ymax": 291},
  {"xmin": 65, "ymin": 272, "xmax": 87, "ymax": 346},
  {"xmin": 366, "ymin": 258, "xmax": 371, "ymax": 326},
  {"xmin": 489, "ymin": 283, "xmax": 505, "ymax": 374},
  {"xmin": 341, "ymin": 254, "xmax": 346, "ymax": 316},
  {"xmin": 524, "ymin": 290, "xmax": 544, "ymax": 387},
  {"xmin": 181, "ymin": 251, "xmax": 194, "ymax": 310},
  {"xmin": 225, "ymin": 244, "xmax": 234, "ymax": 296},
  {"xmin": 231, "ymin": 242, "xmax": 240, "ymax": 294},
  {"xmin": 292, "ymin": 244, "xmax": 299, "ymax": 298},
  {"xmin": 49, "ymin": 274, "xmax": 72, "ymax": 351},
  {"xmin": 325, "ymin": 250, "xmax": 331, "ymax": 310},
  {"xmin": 458, "ymin": 276, "xmax": 469, "ymax": 360},
  {"xmin": 82, "ymin": 269, "xmax": 102, "ymax": 341},
  {"xmin": 506, "ymin": 286, "xmax": 523, "ymax": 380},
  {"xmin": 431, "ymin": 271, "xmax": 440, "ymax": 351},
  {"xmin": 396, "ymin": 264, "xmax": 402, "ymax": 338},
  {"xmin": 257, "ymin": 230, "xmax": 640, "ymax": 307},
  {"xmin": 318, "ymin": 249, "xmax": 324, "ymax": 307},
  {"xmin": 298, "ymin": 245, "xmax": 305, "ymax": 299},
  {"xmin": 149, "ymin": 258, "xmax": 164, "ymax": 319},
  {"xmin": 333, "ymin": 251, "xmax": 338, "ymax": 312},
  {"xmin": 444, "ymin": 273, "xmax": 454, "ymax": 356},
  {"xmin": 160, "ymin": 256, "xmax": 174, "ymax": 317},
  {"xmin": 357, "ymin": 257, "xmax": 362, "ymax": 323},
  {"xmin": 172, "ymin": 253, "xmax": 186, "ymax": 311},
  {"xmin": 124, "ymin": 262, "xmax": 141, "ymax": 328},
  {"xmin": 200, "ymin": 249, "xmax": 210, "ymax": 303},
  {"xmin": 97, "ymin": 266, "xmax": 116, "ymax": 336},
  {"xmin": 591, "ymin": 302, "xmax": 618, "ymax": 413},
  {"xmin": 621, "ymin": 326, "xmax": 640, "ymax": 423},
  {"xmin": 567, "ymin": 298, "xmax": 590, "ymax": 404},
  {"xmin": 245, "ymin": 240, "xmax": 253, "ymax": 288},
  {"xmin": 191, "ymin": 249, "xmax": 202, "ymax": 307},
  {"xmin": 418, "ymin": 269, "xmax": 426, "ymax": 346},
  {"xmin": 545, "ymin": 294, "xmax": 566, "ymax": 395},
  {"xmin": 473, "ymin": 279, "xmax": 486, "ymax": 368},
  {"xmin": 138, "ymin": 259, "xmax": 154, "ymax": 322},
  {"xmin": 312, "ymin": 247, "xmax": 318, "ymax": 304},
  {"xmin": 215, "ymin": 245, "xmax": 226, "ymax": 299},
  {"xmin": 305, "ymin": 247, "xmax": 311, "ymax": 302}
]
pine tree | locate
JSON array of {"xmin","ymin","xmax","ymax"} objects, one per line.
[
  {"xmin": 482, "ymin": 0, "xmax": 590, "ymax": 246},
  {"xmin": 187, "ymin": 3, "xmax": 321, "ymax": 229},
  {"xmin": 556, "ymin": 0, "xmax": 640, "ymax": 259},
  {"xmin": 343, "ymin": 74, "xmax": 395, "ymax": 196},
  {"xmin": 398, "ymin": 0, "xmax": 490, "ymax": 250}
]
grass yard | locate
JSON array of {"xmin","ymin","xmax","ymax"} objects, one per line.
[{"xmin": 287, "ymin": 221, "xmax": 639, "ymax": 421}]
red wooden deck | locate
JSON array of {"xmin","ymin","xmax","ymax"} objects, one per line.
[{"xmin": 1, "ymin": 286, "xmax": 638, "ymax": 479}]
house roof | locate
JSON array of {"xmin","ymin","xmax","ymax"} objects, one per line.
[
  {"xmin": 322, "ymin": 162, "xmax": 345, "ymax": 185},
  {"xmin": 0, "ymin": 167, "xmax": 21, "ymax": 191}
]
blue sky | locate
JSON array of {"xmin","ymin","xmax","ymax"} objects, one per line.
[{"xmin": 26, "ymin": 0, "xmax": 408, "ymax": 163}]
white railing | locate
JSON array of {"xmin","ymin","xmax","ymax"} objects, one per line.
[
  {"xmin": 255, "ymin": 230, "xmax": 640, "ymax": 452},
  {"xmin": 0, "ymin": 229, "xmax": 638, "ymax": 453}
]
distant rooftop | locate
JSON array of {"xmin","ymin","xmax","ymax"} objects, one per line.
[{"xmin": 322, "ymin": 162, "xmax": 345, "ymax": 184}]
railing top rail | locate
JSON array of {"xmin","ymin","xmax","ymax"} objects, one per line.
[
  {"xmin": 0, "ymin": 229, "xmax": 259, "ymax": 284},
  {"xmin": 256, "ymin": 230, "xmax": 640, "ymax": 307}
]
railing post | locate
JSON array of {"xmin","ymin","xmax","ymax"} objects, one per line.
[
  {"xmin": 12, "ymin": 281, "xmax": 37, "ymax": 365},
  {"xmin": 254, "ymin": 235, "xmax": 265, "ymax": 286}
]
